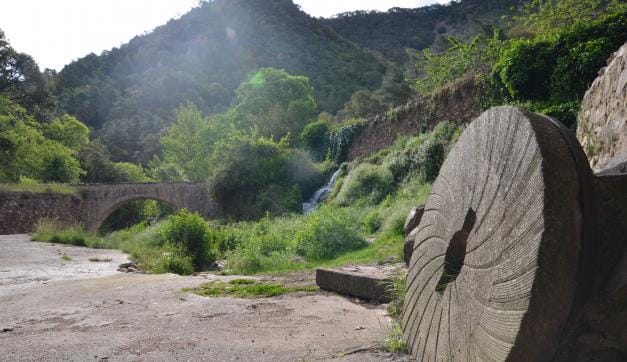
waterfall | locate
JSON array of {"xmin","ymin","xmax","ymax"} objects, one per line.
[{"xmin": 302, "ymin": 168, "xmax": 342, "ymax": 214}]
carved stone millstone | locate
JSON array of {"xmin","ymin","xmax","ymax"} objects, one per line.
[{"xmin": 402, "ymin": 106, "xmax": 594, "ymax": 361}]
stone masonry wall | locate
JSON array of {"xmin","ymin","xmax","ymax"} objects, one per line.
[
  {"xmin": 0, "ymin": 191, "xmax": 85, "ymax": 235},
  {"xmin": 346, "ymin": 75, "xmax": 480, "ymax": 160},
  {"xmin": 577, "ymin": 42, "xmax": 627, "ymax": 170}
]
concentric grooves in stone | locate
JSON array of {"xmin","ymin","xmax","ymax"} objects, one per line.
[{"xmin": 402, "ymin": 107, "xmax": 582, "ymax": 361}]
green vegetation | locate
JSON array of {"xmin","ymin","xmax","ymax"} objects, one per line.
[
  {"xmin": 0, "ymin": 179, "xmax": 76, "ymax": 194},
  {"xmin": 324, "ymin": 0, "xmax": 524, "ymax": 62},
  {"xmin": 61, "ymin": 254, "xmax": 72, "ymax": 261},
  {"xmin": 0, "ymin": 96, "xmax": 87, "ymax": 184},
  {"xmin": 335, "ymin": 164, "xmax": 394, "ymax": 206},
  {"xmin": 32, "ymin": 115, "xmax": 454, "ymax": 277},
  {"xmin": 384, "ymin": 323, "xmax": 408, "ymax": 353},
  {"xmin": 403, "ymin": 1, "xmax": 626, "ymax": 129},
  {"xmin": 207, "ymin": 136, "xmax": 322, "ymax": 219},
  {"xmin": 162, "ymin": 209, "xmax": 216, "ymax": 269},
  {"xmin": 50, "ymin": 0, "xmax": 387, "ymax": 164},
  {"xmin": 32, "ymin": 218, "xmax": 195, "ymax": 275},
  {"xmin": 185, "ymin": 279, "xmax": 318, "ymax": 298},
  {"xmin": 295, "ymin": 206, "xmax": 367, "ymax": 260}
]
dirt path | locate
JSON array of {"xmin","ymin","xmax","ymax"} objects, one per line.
[{"xmin": 0, "ymin": 235, "xmax": 408, "ymax": 361}]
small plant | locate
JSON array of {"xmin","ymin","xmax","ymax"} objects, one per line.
[
  {"xmin": 384, "ymin": 322, "xmax": 408, "ymax": 353},
  {"xmin": 384, "ymin": 273, "xmax": 408, "ymax": 353},
  {"xmin": 334, "ymin": 163, "xmax": 394, "ymax": 206},
  {"xmin": 386, "ymin": 274, "xmax": 406, "ymax": 320},
  {"xmin": 150, "ymin": 248, "xmax": 195, "ymax": 275},
  {"xmin": 61, "ymin": 254, "xmax": 72, "ymax": 261}
]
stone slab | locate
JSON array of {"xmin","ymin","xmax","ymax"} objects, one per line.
[{"xmin": 316, "ymin": 265, "xmax": 401, "ymax": 302}]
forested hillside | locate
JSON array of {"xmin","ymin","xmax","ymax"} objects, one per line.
[
  {"xmin": 51, "ymin": 0, "xmax": 541, "ymax": 164},
  {"xmin": 53, "ymin": 0, "xmax": 387, "ymax": 162},
  {"xmin": 323, "ymin": 0, "xmax": 526, "ymax": 61}
]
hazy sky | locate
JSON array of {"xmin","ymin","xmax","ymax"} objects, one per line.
[{"xmin": 0, "ymin": 0, "xmax": 446, "ymax": 71}]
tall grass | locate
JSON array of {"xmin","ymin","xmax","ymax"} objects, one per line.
[{"xmin": 0, "ymin": 179, "xmax": 76, "ymax": 195}]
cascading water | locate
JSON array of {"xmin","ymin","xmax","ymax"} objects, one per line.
[{"xmin": 302, "ymin": 168, "xmax": 342, "ymax": 214}]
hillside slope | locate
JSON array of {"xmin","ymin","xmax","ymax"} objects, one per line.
[
  {"xmin": 54, "ymin": 0, "xmax": 387, "ymax": 161},
  {"xmin": 323, "ymin": 0, "xmax": 527, "ymax": 61}
]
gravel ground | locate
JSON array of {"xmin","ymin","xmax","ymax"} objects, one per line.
[{"xmin": 0, "ymin": 234, "xmax": 411, "ymax": 361}]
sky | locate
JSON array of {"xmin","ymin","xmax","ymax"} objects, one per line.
[{"xmin": 0, "ymin": 0, "xmax": 446, "ymax": 71}]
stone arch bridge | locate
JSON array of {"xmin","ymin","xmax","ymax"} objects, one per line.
[{"xmin": 0, "ymin": 182, "xmax": 220, "ymax": 234}]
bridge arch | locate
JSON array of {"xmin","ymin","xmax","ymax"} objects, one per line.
[
  {"xmin": 77, "ymin": 182, "xmax": 219, "ymax": 233},
  {"xmin": 95, "ymin": 196, "xmax": 177, "ymax": 233}
]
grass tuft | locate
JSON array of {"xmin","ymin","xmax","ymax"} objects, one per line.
[{"xmin": 186, "ymin": 279, "xmax": 318, "ymax": 298}]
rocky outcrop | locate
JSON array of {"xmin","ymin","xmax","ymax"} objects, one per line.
[
  {"xmin": 577, "ymin": 42, "xmax": 627, "ymax": 170},
  {"xmin": 346, "ymin": 75, "xmax": 481, "ymax": 161}
]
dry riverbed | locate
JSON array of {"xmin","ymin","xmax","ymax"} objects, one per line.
[{"xmin": 0, "ymin": 234, "xmax": 408, "ymax": 361}]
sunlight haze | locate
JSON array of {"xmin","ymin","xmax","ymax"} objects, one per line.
[{"xmin": 0, "ymin": 0, "xmax": 447, "ymax": 71}]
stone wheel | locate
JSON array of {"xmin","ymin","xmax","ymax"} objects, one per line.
[{"xmin": 402, "ymin": 106, "xmax": 594, "ymax": 361}]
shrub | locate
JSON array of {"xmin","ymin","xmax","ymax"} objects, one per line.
[
  {"xmin": 420, "ymin": 140, "xmax": 445, "ymax": 183},
  {"xmin": 495, "ymin": 39, "xmax": 556, "ymax": 101},
  {"xmin": 40, "ymin": 154, "xmax": 79, "ymax": 183},
  {"xmin": 151, "ymin": 248, "xmax": 195, "ymax": 275},
  {"xmin": 363, "ymin": 209, "xmax": 382, "ymax": 234},
  {"xmin": 226, "ymin": 249, "xmax": 264, "ymax": 275},
  {"xmin": 334, "ymin": 164, "xmax": 394, "ymax": 206},
  {"xmin": 162, "ymin": 209, "xmax": 214, "ymax": 270},
  {"xmin": 495, "ymin": 11, "xmax": 627, "ymax": 103},
  {"xmin": 295, "ymin": 206, "xmax": 367, "ymax": 261},
  {"xmin": 299, "ymin": 120, "xmax": 329, "ymax": 161},
  {"xmin": 208, "ymin": 137, "xmax": 320, "ymax": 219}
]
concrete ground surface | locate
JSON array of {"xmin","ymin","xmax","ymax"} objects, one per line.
[{"xmin": 0, "ymin": 235, "xmax": 409, "ymax": 361}]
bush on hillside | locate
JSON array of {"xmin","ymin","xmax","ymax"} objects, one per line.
[
  {"xmin": 295, "ymin": 206, "xmax": 367, "ymax": 261},
  {"xmin": 494, "ymin": 12, "xmax": 627, "ymax": 103},
  {"xmin": 419, "ymin": 139, "xmax": 446, "ymax": 183},
  {"xmin": 299, "ymin": 120, "xmax": 329, "ymax": 161},
  {"xmin": 335, "ymin": 163, "xmax": 394, "ymax": 206},
  {"xmin": 162, "ymin": 209, "xmax": 215, "ymax": 270}
]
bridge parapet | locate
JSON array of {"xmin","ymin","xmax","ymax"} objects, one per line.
[{"xmin": 0, "ymin": 182, "xmax": 219, "ymax": 234}]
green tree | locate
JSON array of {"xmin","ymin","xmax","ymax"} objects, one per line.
[
  {"xmin": 0, "ymin": 96, "xmax": 83, "ymax": 183},
  {"xmin": 44, "ymin": 114, "xmax": 90, "ymax": 152},
  {"xmin": 299, "ymin": 120, "xmax": 329, "ymax": 161},
  {"xmin": 514, "ymin": 0, "xmax": 626, "ymax": 37},
  {"xmin": 233, "ymin": 68, "xmax": 316, "ymax": 139},
  {"xmin": 160, "ymin": 103, "xmax": 210, "ymax": 181},
  {"xmin": 0, "ymin": 30, "xmax": 52, "ymax": 117}
]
